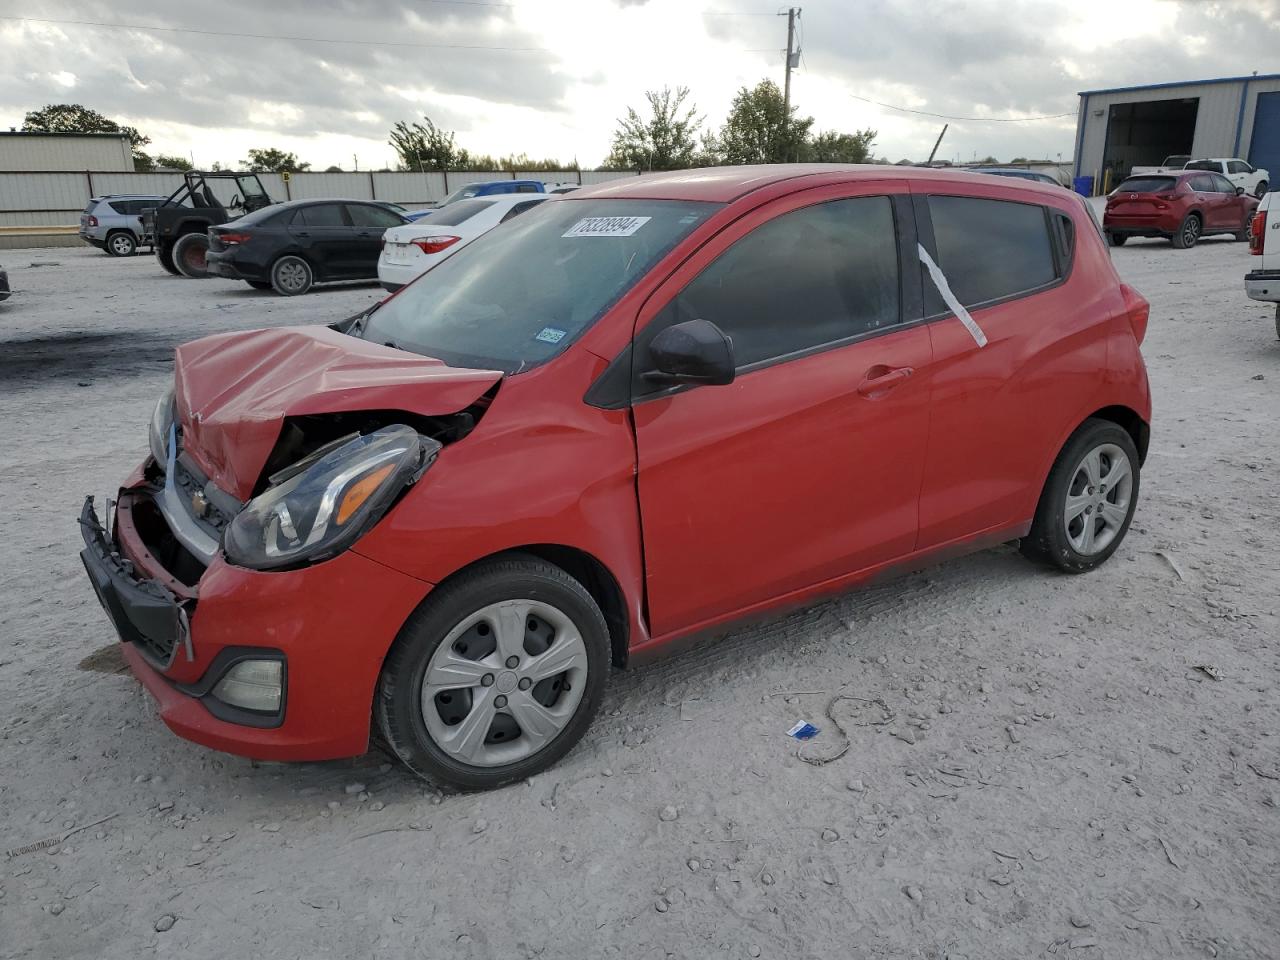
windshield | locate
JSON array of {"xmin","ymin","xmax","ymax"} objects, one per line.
[
  {"xmin": 439, "ymin": 185, "xmax": 482, "ymax": 207},
  {"xmin": 1116, "ymin": 176, "xmax": 1178, "ymax": 193},
  {"xmin": 363, "ymin": 199, "xmax": 721, "ymax": 373}
]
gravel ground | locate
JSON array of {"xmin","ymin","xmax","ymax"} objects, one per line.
[{"xmin": 1, "ymin": 238, "xmax": 1278, "ymax": 960}]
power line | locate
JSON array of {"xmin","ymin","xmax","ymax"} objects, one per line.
[{"xmin": 848, "ymin": 94, "xmax": 1075, "ymax": 123}]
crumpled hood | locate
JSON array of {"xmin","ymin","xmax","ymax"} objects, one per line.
[{"xmin": 173, "ymin": 325, "xmax": 501, "ymax": 499}]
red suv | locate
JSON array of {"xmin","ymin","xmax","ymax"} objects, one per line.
[
  {"xmin": 1104, "ymin": 170, "xmax": 1257, "ymax": 248},
  {"xmin": 80, "ymin": 166, "xmax": 1152, "ymax": 790}
]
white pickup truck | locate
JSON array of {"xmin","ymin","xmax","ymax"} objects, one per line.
[
  {"xmin": 1244, "ymin": 191, "xmax": 1280, "ymax": 339},
  {"xmin": 1184, "ymin": 158, "xmax": 1270, "ymax": 198},
  {"xmin": 1131, "ymin": 154, "xmax": 1191, "ymax": 177}
]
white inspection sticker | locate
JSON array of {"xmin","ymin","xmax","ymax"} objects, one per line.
[
  {"xmin": 562, "ymin": 216, "xmax": 651, "ymax": 238},
  {"xmin": 918, "ymin": 243, "xmax": 988, "ymax": 348}
]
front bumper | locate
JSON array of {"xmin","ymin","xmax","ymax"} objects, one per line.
[
  {"xmin": 79, "ymin": 479, "xmax": 432, "ymax": 761},
  {"xmin": 1245, "ymin": 270, "xmax": 1280, "ymax": 303}
]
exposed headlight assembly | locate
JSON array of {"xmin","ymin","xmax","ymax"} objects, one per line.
[
  {"xmin": 149, "ymin": 386, "xmax": 176, "ymax": 466},
  {"xmin": 224, "ymin": 425, "xmax": 439, "ymax": 570}
]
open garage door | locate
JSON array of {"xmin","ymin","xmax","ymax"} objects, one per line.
[
  {"xmin": 1103, "ymin": 97, "xmax": 1199, "ymax": 188},
  {"xmin": 1248, "ymin": 92, "xmax": 1280, "ymax": 191}
]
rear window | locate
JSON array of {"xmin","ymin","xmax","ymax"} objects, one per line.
[
  {"xmin": 927, "ymin": 196, "xmax": 1057, "ymax": 309},
  {"xmin": 1116, "ymin": 176, "xmax": 1177, "ymax": 194},
  {"xmin": 424, "ymin": 199, "xmax": 495, "ymax": 226},
  {"xmin": 1184, "ymin": 160, "xmax": 1218, "ymax": 172}
]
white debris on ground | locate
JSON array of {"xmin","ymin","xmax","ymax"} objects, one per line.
[{"xmin": 1, "ymin": 240, "xmax": 1277, "ymax": 959}]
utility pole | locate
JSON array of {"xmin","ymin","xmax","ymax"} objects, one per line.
[
  {"xmin": 926, "ymin": 124, "xmax": 948, "ymax": 165},
  {"xmin": 781, "ymin": 7, "xmax": 800, "ymax": 117}
]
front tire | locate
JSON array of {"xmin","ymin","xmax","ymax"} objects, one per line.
[
  {"xmin": 375, "ymin": 555, "xmax": 610, "ymax": 791},
  {"xmin": 172, "ymin": 233, "xmax": 210, "ymax": 278},
  {"xmin": 270, "ymin": 255, "xmax": 313, "ymax": 296},
  {"xmin": 1171, "ymin": 213, "xmax": 1201, "ymax": 249},
  {"xmin": 105, "ymin": 231, "xmax": 137, "ymax": 257},
  {"xmin": 1020, "ymin": 419, "xmax": 1140, "ymax": 574}
]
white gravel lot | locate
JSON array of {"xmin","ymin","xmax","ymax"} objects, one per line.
[{"xmin": 1, "ymin": 237, "xmax": 1278, "ymax": 960}]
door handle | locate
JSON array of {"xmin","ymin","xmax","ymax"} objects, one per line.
[
  {"xmin": 295, "ymin": 230, "xmax": 311, "ymax": 237},
  {"xmin": 857, "ymin": 365, "xmax": 914, "ymax": 397}
]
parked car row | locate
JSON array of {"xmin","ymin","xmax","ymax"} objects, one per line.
[{"xmin": 1129, "ymin": 156, "xmax": 1269, "ymax": 198}]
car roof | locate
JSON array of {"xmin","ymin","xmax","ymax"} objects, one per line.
[
  {"xmin": 572, "ymin": 164, "xmax": 1069, "ymax": 203},
  {"xmin": 94, "ymin": 194, "xmax": 167, "ymax": 200}
]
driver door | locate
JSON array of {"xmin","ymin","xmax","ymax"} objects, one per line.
[{"xmin": 631, "ymin": 182, "xmax": 934, "ymax": 639}]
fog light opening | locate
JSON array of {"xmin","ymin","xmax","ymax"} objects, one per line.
[{"xmin": 212, "ymin": 659, "xmax": 283, "ymax": 714}]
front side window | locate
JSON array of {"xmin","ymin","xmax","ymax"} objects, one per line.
[
  {"xmin": 1227, "ymin": 160, "xmax": 1250, "ymax": 174},
  {"xmin": 362, "ymin": 199, "xmax": 719, "ymax": 373},
  {"xmin": 656, "ymin": 196, "xmax": 900, "ymax": 370},
  {"xmin": 1211, "ymin": 173, "xmax": 1236, "ymax": 194},
  {"xmin": 927, "ymin": 195, "xmax": 1057, "ymax": 309}
]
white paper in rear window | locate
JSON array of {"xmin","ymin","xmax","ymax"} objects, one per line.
[{"xmin": 562, "ymin": 216, "xmax": 651, "ymax": 238}]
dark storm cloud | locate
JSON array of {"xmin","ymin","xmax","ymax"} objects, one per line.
[{"xmin": 1, "ymin": 0, "xmax": 567, "ymax": 142}]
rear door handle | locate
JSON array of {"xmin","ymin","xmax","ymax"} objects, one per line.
[{"xmin": 857, "ymin": 366, "xmax": 914, "ymax": 397}]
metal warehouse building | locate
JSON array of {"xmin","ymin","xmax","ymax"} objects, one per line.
[
  {"xmin": 1073, "ymin": 73, "xmax": 1280, "ymax": 194},
  {"xmin": 0, "ymin": 131, "xmax": 134, "ymax": 172}
]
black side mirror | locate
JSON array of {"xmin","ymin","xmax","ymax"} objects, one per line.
[
  {"xmin": 1237, "ymin": 186, "xmax": 1246, "ymax": 196},
  {"xmin": 644, "ymin": 318, "xmax": 735, "ymax": 386}
]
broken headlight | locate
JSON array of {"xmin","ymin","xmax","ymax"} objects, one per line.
[
  {"xmin": 223, "ymin": 425, "xmax": 439, "ymax": 571},
  {"xmin": 149, "ymin": 386, "xmax": 175, "ymax": 466}
]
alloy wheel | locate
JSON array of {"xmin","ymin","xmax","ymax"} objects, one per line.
[
  {"xmin": 110, "ymin": 234, "xmax": 134, "ymax": 256},
  {"xmin": 1062, "ymin": 442, "xmax": 1133, "ymax": 556},
  {"xmin": 1182, "ymin": 216, "xmax": 1200, "ymax": 246},
  {"xmin": 419, "ymin": 599, "xmax": 588, "ymax": 768}
]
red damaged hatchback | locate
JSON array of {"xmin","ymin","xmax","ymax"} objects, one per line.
[{"xmin": 81, "ymin": 166, "xmax": 1152, "ymax": 789}]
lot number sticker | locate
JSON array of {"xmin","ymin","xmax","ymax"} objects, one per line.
[{"xmin": 563, "ymin": 216, "xmax": 651, "ymax": 238}]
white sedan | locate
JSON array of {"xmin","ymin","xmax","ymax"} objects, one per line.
[{"xmin": 378, "ymin": 194, "xmax": 551, "ymax": 291}]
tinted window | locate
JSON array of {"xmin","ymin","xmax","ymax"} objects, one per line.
[
  {"xmin": 1188, "ymin": 174, "xmax": 1215, "ymax": 193},
  {"xmin": 664, "ymin": 196, "xmax": 899, "ymax": 369},
  {"xmin": 515, "ymin": 184, "xmax": 538, "ymax": 193},
  {"xmin": 347, "ymin": 204, "xmax": 405, "ymax": 228},
  {"xmin": 296, "ymin": 204, "xmax": 348, "ymax": 227},
  {"xmin": 499, "ymin": 199, "xmax": 547, "ymax": 223},
  {"xmin": 1211, "ymin": 174, "xmax": 1236, "ymax": 194},
  {"xmin": 1116, "ymin": 176, "xmax": 1177, "ymax": 193},
  {"xmin": 363, "ymin": 199, "xmax": 718, "ymax": 373},
  {"xmin": 1228, "ymin": 160, "xmax": 1250, "ymax": 174},
  {"xmin": 425, "ymin": 199, "xmax": 496, "ymax": 226},
  {"xmin": 1184, "ymin": 160, "xmax": 1219, "ymax": 172},
  {"xmin": 928, "ymin": 196, "xmax": 1056, "ymax": 308}
]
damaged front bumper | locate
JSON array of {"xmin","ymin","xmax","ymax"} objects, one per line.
[{"xmin": 78, "ymin": 474, "xmax": 433, "ymax": 761}]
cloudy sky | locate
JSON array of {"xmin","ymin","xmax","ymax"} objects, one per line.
[{"xmin": 1, "ymin": 0, "xmax": 1276, "ymax": 170}]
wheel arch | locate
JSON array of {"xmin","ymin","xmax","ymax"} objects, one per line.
[{"xmin": 1088, "ymin": 404, "xmax": 1150, "ymax": 465}]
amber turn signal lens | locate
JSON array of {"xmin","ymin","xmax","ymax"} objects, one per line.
[{"xmin": 336, "ymin": 464, "xmax": 395, "ymax": 525}]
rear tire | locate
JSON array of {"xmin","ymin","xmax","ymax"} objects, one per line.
[
  {"xmin": 1106, "ymin": 232, "xmax": 1127, "ymax": 247},
  {"xmin": 246, "ymin": 280, "xmax": 273, "ymax": 290},
  {"xmin": 375, "ymin": 555, "xmax": 610, "ymax": 791},
  {"xmin": 1020, "ymin": 419, "xmax": 1140, "ymax": 574},
  {"xmin": 270, "ymin": 255, "xmax": 313, "ymax": 296},
  {"xmin": 105, "ymin": 231, "xmax": 136, "ymax": 257},
  {"xmin": 172, "ymin": 233, "xmax": 210, "ymax": 278},
  {"xmin": 1171, "ymin": 213, "xmax": 1201, "ymax": 249},
  {"xmin": 156, "ymin": 243, "xmax": 181, "ymax": 276}
]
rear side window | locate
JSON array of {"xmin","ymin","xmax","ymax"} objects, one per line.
[
  {"xmin": 295, "ymin": 204, "xmax": 348, "ymax": 227},
  {"xmin": 927, "ymin": 196, "xmax": 1057, "ymax": 309},
  {"xmin": 426, "ymin": 199, "xmax": 495, "ymax": 226},
  {"xmin": 1116, "ymin": 176, "xmax": 1176, "ymax": 193},
  {"xmin": 515, "ymin": 184, "xmax": 538, "ymax": 193},
  {"xmin": 499, "ymin": 199, "xmax": 547, "ymax": 223},
  {"xmin": 666, "ymin": 196, "xmax": 900, "ymax": 369}
]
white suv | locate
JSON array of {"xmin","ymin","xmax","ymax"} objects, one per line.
[
  {"xmin": 1185, "ymin": 159, "xmax": 1270, "ymax": 198},
  {"xmin": 1245, "ymin": 191, "xmax": 1280, "ymax": 338}
]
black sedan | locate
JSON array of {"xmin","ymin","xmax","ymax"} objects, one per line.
[{"xmin": 206, "ymin": 199, "xmax": 409, "ymax": 296}]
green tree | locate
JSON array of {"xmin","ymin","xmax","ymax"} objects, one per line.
[
  {"xmin": 714, "ymin": 80, "xmax": 813, "ymax": 165},
  {"xmin": 243, "ymin": 148, "xmax": 311, "ymax": 173},
  {"xmin": 150, "ymin": 154, "xmax": 193, "ymax": 171},
  {"xmin": 324, "ymin": 164, "xmax": 344, "ymax": 173},
  {"xmin": 389, "ymin": 117, "xmax": 470, "ymax": 171},
  {"xmin": 605, "ymin": 86, "xmax": 702, "ymax": 171},
  {"xmin": 803, "ymin": 129, "xmax": 878, "ymax": 164},
  {"xmin": 22, "ymin": 102, "xmax": 151, "ymax": 169}
]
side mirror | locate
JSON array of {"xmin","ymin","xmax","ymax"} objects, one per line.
[
  {"xmin": 644, "ymin": 318, "xmax": 735, "ymax": 386},
  {"xmin": 1237, "ymin": 186, "xmax": 1246, "ymax": 196}
]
